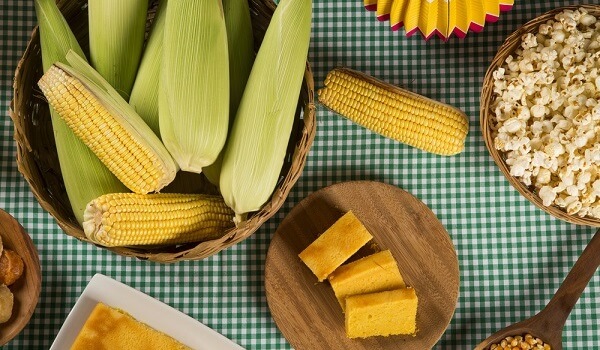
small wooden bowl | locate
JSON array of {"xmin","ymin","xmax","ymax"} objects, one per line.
[
  {"xmin": 0, "ymin": 209, "xmax": 42, "ymax": 345},
  {"xmin": 9, "ymin": 0, "xmax": 316, "ymax": 262},
  {"xmin": 481, "ymin": 5, "xmax": 600, "ymax": 226}
]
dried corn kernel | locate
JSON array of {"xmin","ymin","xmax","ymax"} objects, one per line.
[{"xmin": 488, "ymin": 333, "xmax": 551, "ymax": 350}]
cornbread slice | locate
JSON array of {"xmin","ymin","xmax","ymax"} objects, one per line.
[
  {"xmin": 328, "ymin": 250, "xmax": 405, "ymax": 311},
  {"xmin": 71, "ymin": 303, "xmax": 191, "ymax": 350},
  {"xmin": 298, "ymin": 211, "xmax": 373, "ymax": 281},
  {"xmin": 345, "ymin": 288, "xmax": 418, "ymax": 338}
]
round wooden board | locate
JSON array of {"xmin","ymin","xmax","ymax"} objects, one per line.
[
  {"xmin": 0, "ymin": 209, "xmax": 42, "ymax": 345},
  {"xmin": 265, "ymin": 181, "xmax": 459, "ymax": 350}
]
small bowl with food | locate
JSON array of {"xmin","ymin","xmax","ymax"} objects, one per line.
[
  {"xmin": 481, "ymin": 5, "xmax": 600, "ymax": 226},
  {"xmin": 0, "ymin": 209, "xmax": 42, "ymax": 345}
]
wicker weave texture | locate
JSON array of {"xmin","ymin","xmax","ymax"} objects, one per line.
[
  {"xmin": 10, "ymin": 0, "xmax": 316, "ymax": 262},
  {"xmin": 480, "ymin": 5, "xmax": 600, "ymax": 227}
]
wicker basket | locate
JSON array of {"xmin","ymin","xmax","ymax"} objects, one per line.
[
  {"xmin": 9, "ymin": 0, "xmax": 316, "ymax": 262},
  {"xmin": 481, "ymin": 5, "xmax": 600, "ymax": 227}
]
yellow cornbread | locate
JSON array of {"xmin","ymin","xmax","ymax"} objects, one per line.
[
  {"xmin": 298, "ymin": 211, "xmax": 373, "ymax": 281},
  {"xmin": 71, "ymin": 303, "xmax": 191, "ymax": 350},
  {"xmin": 328, "ymin": 250, "xmax": 405, "ymax": 311},
  {"xmin": 345, "ymin": 288, "xmax": 418, "ymax": 338}
]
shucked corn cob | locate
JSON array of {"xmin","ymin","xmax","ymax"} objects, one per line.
[
  {"xmin": 83, "ymin": 193, "xmax": 234, "ymax": 247},
  {"xmin": 318, "ymin": 68, "xmax": 469, "ymax": 156},
  {"xmin": 38, "ymin": 52, "xmax": 178, "ymax": 194}
]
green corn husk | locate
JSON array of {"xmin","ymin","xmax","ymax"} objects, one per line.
[
  {"xmin": 34, "ymin": 0, "xmax": 128, "ymax": 225},
  {"xmin": 203, "ymin": 0, "xmax": 255, "ymax": 186},
  {"xmin": 88, "ymin": 0, "xmax": 148, "ymax": 99},
  {"xmin": 129, "ymin": 0, "xmax": 168, "ymax": 137},
  {"xmin": 39, "ymin": 50, "xmax": 179, "ymax": 194},
  {"xmin": 159, "ymin": 0, "xmax": 229, "ymax": 173},
  {"xmin": 219, "ymin": 0, "xmax": 312, "ymax": 223}
]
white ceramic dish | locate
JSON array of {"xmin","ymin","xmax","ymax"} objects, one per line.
[{"xmin": 50, "ymin": 273, "xmax": 245, "ymax": 350}]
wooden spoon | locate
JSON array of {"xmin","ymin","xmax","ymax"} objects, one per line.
[{"xmin": 474, "ymin": 228, "xmax": 600, "ymax": 350}]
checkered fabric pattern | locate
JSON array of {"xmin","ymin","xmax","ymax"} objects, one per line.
[{"xmin": 1, "ymin": 0, "xmax": 599, "ymax": 349}]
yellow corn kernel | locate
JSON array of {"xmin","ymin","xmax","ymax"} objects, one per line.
[
  {"xmin": 318, "ymin": 68, "xmax": 469, "ymax": 156},
  {"xmin": 38, "ymin": 63, "xmax": 177, "ymax": 194},
  {"xmin": 83, "ymin": 193, "xmax": 235, "ymax": 247}
]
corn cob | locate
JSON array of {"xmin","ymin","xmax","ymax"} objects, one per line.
[
  {"xmin": 34, "ymin": 0, "xmax": 128, "ymax": 225},
  {"xmin": 318, "ymin": 68, "xmax": 469, "ymax": 156},
  {"xmin": 219, "ymin": 0, "xmax": 312, "ymax": 223},
  {"xmin": 88, "ymin": 0, "xmax": 148, "ymax": 99},
  {"xmin": 83, "ymin": 193, "xmax": 234, "ymax": 247},
  {"xmin": 129, "ymin": 0, "xmax": 168, "ymax": 137},
  {"xmin": 159, "ymin": 0, "xmax": 229, "ymax": 173},
  {"xmin": 38, "ymin": 52, "xmax": 178, "ymax": 194},
  {"xmin": 203, "ymin": 0, "xmax": 255, "ymax": 186}
]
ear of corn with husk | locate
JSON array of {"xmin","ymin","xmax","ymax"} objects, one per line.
[
  {"xmin": 203, "ymin": 0, "xmax": 255, "ymax": 186},
  {"xmin": 88, "ymin": 0, "xmax": 148, "ymax": 99},
  {"xmin": 159, "ymin": 0, "xmax": 230, "ymax": 173},
  {"xmin": 83, "ymin": 193, "xmax": 234, "ymax": 247},
  {"xmin": 128, "ymin": 0, "xmax": 168, "ymax": 138},
  {"xmin": 318, "ymin": 68, "xmax": 469, "ymax": 156},
  {"xmin": 38, "ymin": 51, "xmax": 178, "ymax": 194},
  {"xmin": 219, "ymin": 0, "xmax": 312, "ymax": 223},
  {"xmin": 34, "ymin": 0, "xmax": 128, "ymax": 225}
]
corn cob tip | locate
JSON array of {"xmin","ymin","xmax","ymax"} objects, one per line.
[{"xmin": 83, "ymin": 200, "xmax": 104, "ymax": 243}]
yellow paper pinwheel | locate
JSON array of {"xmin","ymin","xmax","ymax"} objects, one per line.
[{"xmin": 364, "ymin": 0, "xmax": 514, "ymax": 40}]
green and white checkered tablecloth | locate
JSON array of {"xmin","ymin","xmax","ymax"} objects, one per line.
[{"xmin": 1, "ymin": 0, "xmax": 599, "ymax": 348}]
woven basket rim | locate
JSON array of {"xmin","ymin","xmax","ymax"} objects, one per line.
[
  {"xmin": 10, "ymin": 0, "xmax": 317, "ymax": 262},
  {"xmin": 480, "ymin": 5, "xmax": 600, "ymax": 227}
]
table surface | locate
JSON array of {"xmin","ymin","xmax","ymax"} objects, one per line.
[{"xmin": 1, "ymin": 0, "xmax": 599, "ymax": 349}]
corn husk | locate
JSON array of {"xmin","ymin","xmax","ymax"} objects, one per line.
[
  {"xmin": 203, "ymin": 0, "xmax": 255, "ymax": 185},
  {"xmin": 39, "ymin": 50, "xmax": 179, "ymax": 194},
  {"xmin": 159, "ymin": 0, "xmax": 229, "ymax": 173},
  {"xmin": 34, "ymin": 0, "xmax": 128, "ymax": 225},
  {"xmin": 88, "ymin": 0, "xmax": 148, "ymax": 99},
  {"xmin": 219, "ymin": 0, "xmax": 312, "ymax": 222},
  {"xmin": 129, "ymin": 0, "xmax": 168, "ymax": 137}
]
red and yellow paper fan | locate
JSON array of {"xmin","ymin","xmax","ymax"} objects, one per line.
[{"xmin": 364, "ymin": 0, "xmax": 514, "ymax": 40}]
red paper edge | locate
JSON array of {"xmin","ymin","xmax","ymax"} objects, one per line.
[
  {"xmin": 391, "ymin": 21, "xmax": 404, "ymax": 31},
  {"xmin": 377, "ymin": 13, "xmax": 390, "ymax": 21},
  {"xmin": 486, "ymin": 14, "xmax": 499, "ymax": 23}
]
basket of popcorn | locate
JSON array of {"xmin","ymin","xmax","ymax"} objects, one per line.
[{"xmin": 481, "ymin": 5, "xmax": 600, "ymax": 226}]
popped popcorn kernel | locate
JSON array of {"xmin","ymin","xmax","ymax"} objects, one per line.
[{"xmin": 491, "ymin": 8, "xmax": 600, "ymax": 218}]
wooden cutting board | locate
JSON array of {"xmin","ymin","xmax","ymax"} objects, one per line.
[{"xmin": 265, "ymin": 181, "xmax": 459, "ymax": 350}]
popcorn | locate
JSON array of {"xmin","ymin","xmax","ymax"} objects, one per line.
[{"xmin": 491, "ymin": 9, "xmax": 600, "ymax": 218}]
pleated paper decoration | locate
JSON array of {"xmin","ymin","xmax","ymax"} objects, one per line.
[{"xmin": 364, "ymin": 0, "xmax": 514, "ymax": 40}]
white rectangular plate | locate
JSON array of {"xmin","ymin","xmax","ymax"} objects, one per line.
[{"xmin": 50, "ymin": 273, "xmax": 245, "ymax": 350}]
